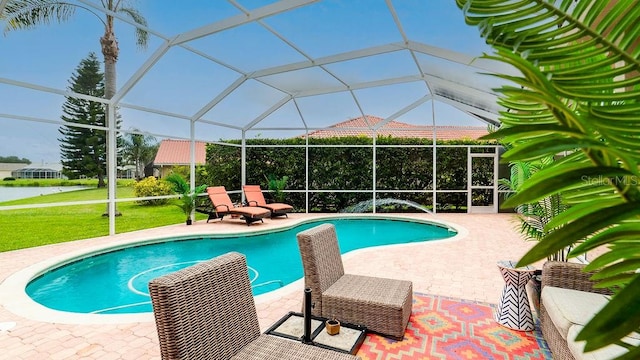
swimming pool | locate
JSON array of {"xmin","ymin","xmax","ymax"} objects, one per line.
[{"xmin": 25, "ymin": 217, "xmax": 456, "ymax": 315}]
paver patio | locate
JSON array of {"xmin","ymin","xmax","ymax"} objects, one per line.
[{"xmin": 0, "ymin": 213, "xmax": 545, "ymax": 359}]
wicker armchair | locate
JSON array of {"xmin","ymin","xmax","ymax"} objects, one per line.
[
  {"xmin": 148, "ymin": 252, "xmax": 360, "ymax": 360},
  {"xmin": 297, "ymin": 223, "xmax": 413, "ymax": 340},
  {"xmin": 540, "ymin": 261, "xmax": 614, "ymax": 360}
]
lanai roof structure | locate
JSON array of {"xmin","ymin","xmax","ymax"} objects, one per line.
[
  {"xmin": 1, "ymin": 0, "xmax": 516, "ymax": 232},
  {"xmin": 1, "ymin": 1, "xmax": 514, "ymax": 140}
]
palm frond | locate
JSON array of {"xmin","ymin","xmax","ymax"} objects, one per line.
[
  {"xmin": 2, "ymin": 0, "xmax": 76, "ymax": 34},
  {"xmin": 117, "ymin": 6, "xmax": 147, "ymax": 49},
  {"xmin": 165, "ymin": 173, "xmax": 189, "ymax": 195},
  {"xmin": 457, "ymin": 0, "xmax": 640, "ymax": 354}
]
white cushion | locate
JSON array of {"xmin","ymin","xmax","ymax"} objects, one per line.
[
  {"xmin": 541, "ymin": 287, "xmax": 609, "ymax": 340},
  {"xmin": 567, "ymin": 324, "xmax": 640, "ymax": 360}
]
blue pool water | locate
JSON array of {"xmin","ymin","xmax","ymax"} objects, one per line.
[{"xmin": 26, "ymin": 218, "xmax": 456, "ymax": 314}]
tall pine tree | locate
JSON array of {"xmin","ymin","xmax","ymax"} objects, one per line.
[{"xmin": 59, "ymin": 52, "xmax": 114, "ymax": 187}]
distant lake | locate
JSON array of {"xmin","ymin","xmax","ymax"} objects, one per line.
[{"xmin": 0, "ymin": 186, "xmax": 90, "ymax": 202}]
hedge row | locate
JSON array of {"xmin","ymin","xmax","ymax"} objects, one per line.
[{"xmin": 201, "ymin": 137, "xmax": 501, "ymax": 213}]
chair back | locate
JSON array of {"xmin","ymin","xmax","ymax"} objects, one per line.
[
  {"xmin": 296, "ymin": 223, "xmax": 345, "ymax": 316},
  {"xmin": 207, "ymin": 186, "xmax": 234, "ymax": 210},
  {"xmin": 148, "ymin": 252, "xmax": 260, "ymax": 360},
  {"xmin": 243, "ymin": 185, "xmax": 267, "ymax": 206}
]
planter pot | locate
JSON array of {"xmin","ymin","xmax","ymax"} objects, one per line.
[
  {"xmin": 186, "ymin": 219, "xmax": 193, "ymax": 225},
  {"xmin": 326, "ymin": 319, "xmax": 340, "ymax": 335}
]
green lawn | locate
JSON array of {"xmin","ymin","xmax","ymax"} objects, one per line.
[{"xmin": 0, "ymin": 183, "xmax": 207, "ymax": 252}]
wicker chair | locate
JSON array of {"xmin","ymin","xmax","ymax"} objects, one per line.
[
  {"xmin": 296, "ymin": 223, "xmax": 413, "ymax": 340},
  {"xmin": 148, "ymin": 252, "xmax": 360, "ymax": 360},
  {"xmin": 540, "ymin": 261, "xmax": 614, "ymax": 360}
]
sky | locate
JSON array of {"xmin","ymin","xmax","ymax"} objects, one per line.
[{"xmin": 0, "ymin": 0, "xmax": 501, "ymax": 165}]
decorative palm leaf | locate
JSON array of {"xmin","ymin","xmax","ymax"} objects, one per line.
[
  {"xmin": 499, "ymin": 153, "xmax": 572, "ymax": 260},
  {"xmin": 456, "ymin": 0, "xmax": 640, "ymax": 355},
  {"xmin": 165, "ymin": 174, "xmax": 207, "ymax": 220},
  {"xmin": 265, "ymin": 174, "xmax": 289, "ymax": 203}
]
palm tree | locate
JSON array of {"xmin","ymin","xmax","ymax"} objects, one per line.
[
  {"xmin": 456, "ymin": 0, "xmax": 640, "ymax": 357},
  {"xmin": 122, "ymin": 129, "xmax": 158, "ymax": 180},
  {"xmin": 2, "ymin": 0, "xmax": 148, "ymax": 103},
  {"xmin": 2, "ymin": 0, "xmax": 148, "ymax": 215}
]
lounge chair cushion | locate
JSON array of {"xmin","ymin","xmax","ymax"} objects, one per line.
[
  {"xmin": 207, "ymin": 186, "xmax": 270, "ymax": 224},
  {"xmin": 243, "ymin": 185, "xmax": 271, "ymax": 206},
  {"xmin": 232, "ymin": 206, "xmax": 272, "ymax": 218},
  {"xmin": 243, "ymin": 185, "xmax": 293, "ymax": 216},
  {"xmin": 262, "ymin": 202, "xmax": 293, "ymax": 213}
]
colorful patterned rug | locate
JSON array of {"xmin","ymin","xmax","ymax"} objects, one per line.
[{"xmin": 356, "ymin": 293, "xmax": 552, "ymax": 359}]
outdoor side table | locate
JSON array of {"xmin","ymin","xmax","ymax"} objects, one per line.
[{"xmin": 495, "ymin": 260, "xmax": 537, "ymax": 331}]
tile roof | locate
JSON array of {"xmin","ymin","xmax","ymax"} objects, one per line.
[
  {"xmin": 154, "ymin": 139, "xmax": 207, "ymax": 165},
  {"xmin": 303, "ymin": 115, "xmax": 489, "ymax": 140},
  {"xmin": 154, "ymin": 117, "xmax": 489, "ymax": 166}
]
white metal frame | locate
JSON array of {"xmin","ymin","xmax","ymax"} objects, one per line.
[{"xmin": 0, "ymin": 1, "xmax": 514, "ymax": 234}]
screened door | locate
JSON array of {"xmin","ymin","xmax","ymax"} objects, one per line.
[{"xmin": 468, "ymin": 149, "xmax": 499, "ymax": 213}]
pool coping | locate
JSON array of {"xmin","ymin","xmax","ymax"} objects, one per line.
[{"xmin": 0, "ymin": 213, "xmax": 467, "ymax": 325}]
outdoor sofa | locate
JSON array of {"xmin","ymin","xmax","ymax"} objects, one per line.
[{"xmin": 540, "ymin": 261, "xmax": 640, "ymax": 359}]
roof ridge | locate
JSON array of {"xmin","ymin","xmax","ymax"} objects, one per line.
[
  {"xmin": 161, "ymin": 139, "xmax": 207, "ymax": 143},
  {"xmin": 305, "ymin": 115, "xmax": 488, "ymax": 137},
  {"xmin": 306, "ymin": 115, "xmax": 382, "ymax": 136},
  {"xmin": 333, "ymin": 115, "xmax": 383, "ymax": 127}
]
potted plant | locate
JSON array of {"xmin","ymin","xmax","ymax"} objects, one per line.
[
  {"xmin": 499, "ymin": 155, "xmax": 571, "ymax": 315},
  {"xmin": 325, "ymin": 318, "xmax": 340, "ymax": 336},
  {"xmin": 165, "ymin": 173, "xmax": 207, "ymax": 225},
  {"xmin": 265, "ymin": 174, "xmax": 288, "ymax": 203}
]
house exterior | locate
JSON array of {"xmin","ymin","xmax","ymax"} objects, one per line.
[
  {"xmin": 303, "ymin": 115, "xmax": 489, "ymax": 140},
  {"xmin": 0, "ymin": 163, "xmax": 29, "ymax": 179},
  {"xmin": 151, "ymin": 117, "xmax": 489, "ymax": 178},
  {"xmin": 153, "ymin": 139, "xmax": 207, "ymax": 178},
  {"xmin": 10, "ymin": 163, "xmax": 64, "ymax": 179},
  {"xmin": 117, "ymin": 164, "xmax": 137, "ymax": 179}
]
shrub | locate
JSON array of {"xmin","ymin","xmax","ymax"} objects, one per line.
[
  {"xmin": 133, "ymin": 176, "xmax": 172, "ymax": 205},
  {"xmin": 205, "ymin": 137, "xmax": 498, "ymax": 212},
  {"xmin": 3, "ymin": 177, "xmax": 16, "ymax": 181}
]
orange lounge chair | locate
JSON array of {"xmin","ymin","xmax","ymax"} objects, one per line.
[
  {"xmin": 205, "ymin": 186, "xmax": 270, "ymax": 226},
  {"xmin": 243, "ymin": 185, "xmax": 293, "ymax": 218}
]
